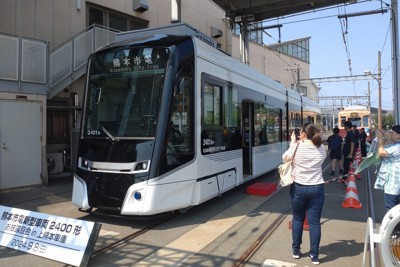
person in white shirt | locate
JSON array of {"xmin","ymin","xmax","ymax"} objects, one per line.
[{"xmin": 282, "ymin": 123, "xmax": 327, "ymax": 265}]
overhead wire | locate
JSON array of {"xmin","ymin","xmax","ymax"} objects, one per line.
[
  {"xmin": 337, "ymin": 4, "xmax": 359, "ymax": 98},
  {"xmin": 260, "ymin": 0, "xmax": 389, "ymax": 107},
  {"xmin": 257, "ymin": 2, "xmax": 365, "ymax": 86},
  {"xmin": 368, "ymin": 20, "xmax": 392, "ymax": 110},
  {"xmin": 243, "ymin": 0, "xmax": 391, "ymax": 102}
]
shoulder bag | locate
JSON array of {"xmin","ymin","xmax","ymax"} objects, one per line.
[{"xmin": 278, "ymin": 142, "xmax": 300, "ymax": 187}]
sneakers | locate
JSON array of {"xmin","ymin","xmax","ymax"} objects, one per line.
[
  {"xmin": 330, "ymin": 170, "xmax": 335, "ymax": 176},
  {"xmin": 309, "ymin": 255, "xmax": 320, "ymax": 265},
  {"xmin": 292, "ymin": 250, "xmax": 300, "ymax": 259}
]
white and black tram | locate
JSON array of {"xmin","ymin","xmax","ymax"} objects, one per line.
[{"xmin": 72, "ymin": 33, "xmax": 320, "ymax": 215}]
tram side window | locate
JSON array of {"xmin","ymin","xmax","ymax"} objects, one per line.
[
  {"xmin": 351, "ymin": 117, "xmax": 361, "ymax": 127},
  {"xmin": 362, "ymin": 116, "xmax": 369, "ymax": 128},
  {"xmin": 223, "ymin": 86, "xmax": 241, "ymax": 150},
  {"xmin": 170, "ymin": 77, "xmax": 193, "ymax": 156},
  {"xmin": 201, "ymin": 82, "xmax": 225, "ymax": 154},
  {"xmin": 340, "ymin": 116, "xmax": 347, "ymax": 127},
  {"xmin": 290, "ymin": 112, "xmax": 301, "ymax": 129},
  {"xmin": 203, "ymin": 83, "xmax": 222, "ymax": 126},
  {"xmin": 255, "ymin": 103, "xmax": 281, "ymax": 145}
]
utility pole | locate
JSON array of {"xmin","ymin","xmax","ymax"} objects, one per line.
[
  {"xmin": 392, "ymin": 0, "xmax": 400, "ymax": 124},
  {"xmin": 283, "ymin": 64, "xmax": 301, "ymax": 92},
  {"xmin": 367, "ymin": 81, "xmax": 371, "ymax": 112},
  {"xmin": 296, "ymin": 64, "xmax": 301, "ymax": 93},
  {"xmin": 378, "ymin": 51, "xmax": 382, "ymax": 130}
]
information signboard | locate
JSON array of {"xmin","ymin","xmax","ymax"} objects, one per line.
[{"xmin": 0, "ymin": 205, "xmax": 101, "ymax": 266}]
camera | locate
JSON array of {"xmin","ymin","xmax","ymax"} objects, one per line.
[{"xmin": 294, "ymin": 128, "xmax": 300, "ymax": 139}]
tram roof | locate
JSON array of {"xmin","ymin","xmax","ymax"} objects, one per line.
[
  {"xmin": 193, "ymin": 37, "xmax": 289, "ymax": 101},
  {"xmin": 211, "ymin": 0, "xmax": 353, "ymax": 22},
  {"xmin": 343, "ymin": 105, "xmax": 368, "ymax": 111}
]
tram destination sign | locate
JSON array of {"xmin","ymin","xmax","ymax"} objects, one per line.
[{"xmin": 0, "ymin": 205, "xmax": 101, "ymax": 266}]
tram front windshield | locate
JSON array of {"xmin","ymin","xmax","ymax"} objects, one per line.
[
  {"xmin": 341, "ymin": 116, "xmax": 361, "ymax": 127},
  {"xmin": 84, "ymin": 47, "xmax": 168, "ymax": 139}
]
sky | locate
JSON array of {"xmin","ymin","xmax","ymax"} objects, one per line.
[{"xmin": 262, "ymin": 0, "xmax": 394, "ymax": 110}]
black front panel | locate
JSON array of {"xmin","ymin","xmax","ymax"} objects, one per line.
[
  {"xmin": 81, "ymin": 171, "xmax": 140, "ymax": 209},
  {"xmin": 76, "ymin": 139, "xmax": 152, "ymax": 209}
]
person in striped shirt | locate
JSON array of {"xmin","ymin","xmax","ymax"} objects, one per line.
[
  {"xmin": 374, "ymin": 125, "xmax": 400, "ymax": 211},
  {"xmin": 283, "ymin": 123, "xmax": 327, "ymax": 265}
]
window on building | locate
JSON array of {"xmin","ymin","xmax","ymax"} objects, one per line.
[
  {"xmin": 269, "ymin": 38, "xmax": 310, "ymax": 63},
  {"xmin": 88, "ymin": 5, "xmax": 148, "ymax": 31},
  {"xmin": 89, "ymin": 7, "xmax": 104, "ymax": 26},
  {"xmin": 299, "ymin": 85, "xmax": 307, "ymax": 96},
  {"xmin": 232, "ymin": 22, "xmax": 264, "ymax": 45},
  {"xmin": 109, "ymin": 12, "xmax": 128, "ymax": 31}
]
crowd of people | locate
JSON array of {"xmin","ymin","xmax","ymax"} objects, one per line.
[
  {"xmin": 282, "ymin": 121, "xmax": 400, "ymax": 265},
  {"xmin": 326, "ymin": 122, "xmax": 368, "ymax": 183}
]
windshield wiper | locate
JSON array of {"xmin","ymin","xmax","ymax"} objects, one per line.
[{"xmin": 101, "ymin": 126, "xmax": 119, "ymax": 143}]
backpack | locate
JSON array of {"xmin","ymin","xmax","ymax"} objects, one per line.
[{"xmin": 329, "ymin": 135, "xmax": 342, "ymax": 151}]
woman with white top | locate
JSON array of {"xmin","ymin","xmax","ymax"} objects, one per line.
[{"xmin": 282, "ymin": 123, "xmax": 327, "ymax": 265}]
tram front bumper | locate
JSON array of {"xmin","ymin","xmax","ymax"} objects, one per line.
[{"xmin": 72, "ymin": 174, "xmax": 91, "ymax": 210}]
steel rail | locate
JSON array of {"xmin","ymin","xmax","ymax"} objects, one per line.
[
  {"xmin": 62, "ymin": 213, "xmax": 177, "ymax": 267},
  {"xmin": 233, "ymin": 204, "xmax": 292, "ymax": 267}
]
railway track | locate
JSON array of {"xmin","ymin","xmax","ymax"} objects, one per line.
[
  {"xmin": 233, "ymin": 205, "xmax": 291, "ymax": 267},
  {"xmin": 59, "ymin": 211, "xmax": 178, "ymax": 267},
  {"xmin": 232, "ymin": 162, "xmax": 336, "ymax": 267},
  {"xmin": 2, "ymin": 162, "xmax": 338, "ymax": 267},
  {"xmin": 90, "ymin": 213, "xmax": 178, "ymax": 258},
  {"xmin": 233, "ymin": 205, "xmax": 292, "ymax": 267}
]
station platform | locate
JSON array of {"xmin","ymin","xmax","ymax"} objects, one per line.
[{"xmin": 0, "ymin": 166, "xmax": 390, "ymax": 267}]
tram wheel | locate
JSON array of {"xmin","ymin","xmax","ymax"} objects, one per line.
[{"xmin": 177, "ymin": 207, "xmax": 191, "ymax": 214}]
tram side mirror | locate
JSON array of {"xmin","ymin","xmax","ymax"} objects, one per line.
[{"xmin": 173, "ymin": 78, "xmax": 185, "ymax": 96}]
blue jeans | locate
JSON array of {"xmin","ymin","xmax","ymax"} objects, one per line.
[
  {"xmin": 290, "ymin": 182, "xmax": 325, "ymax": 257},
  {"xmin": 384, "ymin": 193, "xmax": 400, "ymax": 211}
]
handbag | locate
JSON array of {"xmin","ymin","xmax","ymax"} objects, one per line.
[{"xmin": 278, "ymin": 142, "xmax": 300, "ymax": 187}]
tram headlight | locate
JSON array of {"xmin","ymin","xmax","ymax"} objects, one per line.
[
  {"xmin": 79, "ymin": 158, "xmax": 89, "ymax": 169},
  {"xmin": 135, "ymin": 161, "xmax": 149, "ymax": 171},
  {"xmin": 133, "ymin": 191, "xmax": 142, "ymax": 200}
]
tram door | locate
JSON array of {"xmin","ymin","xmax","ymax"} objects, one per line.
[{"xmin": 242, "ymin": 102, "xmax": 254, "ymax": 177}]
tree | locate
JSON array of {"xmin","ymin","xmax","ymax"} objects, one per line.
[
  {"xmin": 383, "ymin": 113, "xmax": 394, "ymax": 129},
  {"xmin": 371, "ymin": 113, "xmax": 394, "ymax": 129}
]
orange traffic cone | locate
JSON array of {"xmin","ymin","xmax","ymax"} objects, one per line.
[
  {"xmin": 342, "ymin": 175, "xmax": 362, "ymax": 209},
  {"xmin": 353, "ymin": 148, "xmax": 362, "ymax": 179},
  {"xmin": 345, "ymin": 175, "xmax": 359, "ymax": 194},
  {"xmin": 288, "ymin": 213, "xmax": 309, "ymax": 231},
  {"xmin": 303, "ymin": 214, "xmax": 309, "ymax": 230}
]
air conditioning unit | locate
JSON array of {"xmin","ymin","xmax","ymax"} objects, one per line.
[
  {"xmin": 47, "ymin": 153, "xmax": 64, "ymax": 174},
  {"xmin": 132, "ymin": 0, "xmax": 148, "ymax": 12}
]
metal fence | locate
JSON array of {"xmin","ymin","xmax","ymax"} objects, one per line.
[
  {"xmin": 0, "ymin": 25, "xmax": 116, "ymax": 96},
  {"xmin": 0, "ymin": 34, "xmax": 47, "ymax": 84},
  {"xmin": 49, "ymin": 25, "xmax": 116, "ymax": 97}
]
